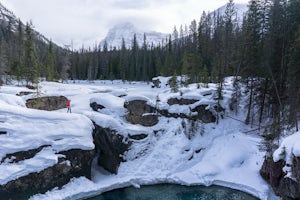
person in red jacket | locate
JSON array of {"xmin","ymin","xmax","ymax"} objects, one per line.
[{"xmin": 67, "ymin": 99, "xmax": 71, "ymax": 113}]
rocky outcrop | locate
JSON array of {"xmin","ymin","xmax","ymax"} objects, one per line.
[
  {"xmin": 260, "ymin": 157, "xmax": 300, "ymax": 200},
  {"xmin": 0, "ymin": 145, "xmax": 50, "ymax": 163},
  {"xmin": 124, "ymin": 100, "xmax": 158, "ymax": 126},
  {"xmin": 167, "ymin": 98, "xmax": 198, "ymax": 105},
  {"xmin": 0, "ymin": 148, "xmax": 94, "ymax": 200},
  {"xmin": 191, "ymin": 104, "xmax": 216, "ymax": 123},
  {"xmin": 26, "ymin": 96, "xmax": 68, "ymax": 111},
  {"xmin": 124, "ymin": 99, "xmax": 216, "ymax": 126},
  {"xmin": 92, "ymin": 123, "xmax": 131, "ymax": 174}
]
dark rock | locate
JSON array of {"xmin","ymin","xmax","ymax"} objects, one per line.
[
  {"xmin": 92, "ymin": 122, "xmax": 131, "ymax": 174},
  {"xmin": 191, "ymin": 105, "xmax": 216, "ymax": 123},
  {"xmin": 167, "ymin": 98, "xmax": 198, "ymax": 105},
  {"xmin": 260, "ymin": 157, "xmax": 300, "ymax": 200},
  {"xmin": 260, "ymin": 157, "xmax": 285, "ymax": 188},
  {"xmin": 124, "ymin": 99, "xmax": 217, "ymax": 125},
  {"xmin": 128, "ymin": 133, "xmax": 148, "ymax": 140},
  {"xmin": 0, "ymin": 131, "xmax": 6, "ymax": 135},
  {"xmin": 26, "ymin": 96, "xmax": 68, "ymax": 111},
  {"xmin": 151, "ymin": 78, "xmax": 161, "ymax": 88},
  {"xmin": 125, "ymin": 114, "xmax": 158, "ymax": 127},
  {"xmin": 1, "ymin": 145, "xmax": 50, "ymax": 163},
  {"xmin": 90, "ymin": 102, "xmax": 105, "ymax": 111},
  {"xmin": 0, "ymin": 149, "xmax": 94, "ymax": 200},
  {"xmin": 17, "ymin": 91, "xmax": 34, "ymax": 96},
  {"xmin": 26, "ymin": 85, "xmax": 36, "ymax": 90},
  {"xmin": 124, "ymin": 100, "xmax": 158, "ymax": 126},
  {"xmin": 124, "ymin": 100, "xmax": 156, "ymax": 116}
]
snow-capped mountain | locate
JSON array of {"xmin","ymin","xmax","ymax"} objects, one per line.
[
  {"xmin": 100, "ymin": 22, "xmax": 168, "ymax": 49},
  {"xmin": 210, "ymin": 3, "xmax": 248, "ymax": 25}
]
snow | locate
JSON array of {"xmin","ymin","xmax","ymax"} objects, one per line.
[
  {"xmin": 273, "ymin": 131, "xmax": 300, "ymax": 164},
  {"xmin": 0, "ymin": 78, "xmax": 279, "ymax": 200}
]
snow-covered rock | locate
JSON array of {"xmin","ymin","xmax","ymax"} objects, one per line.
[{"xmin": 260, "ymin": 132, "xmax": 300, "ymax": 199}]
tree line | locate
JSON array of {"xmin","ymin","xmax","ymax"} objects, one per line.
[{"xmin": 0, "ymin": 0, "xmax": 300, "ymax": 148}]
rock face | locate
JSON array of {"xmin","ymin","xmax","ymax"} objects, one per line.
[
  {"xmin": 26, "ymin": 96, "xmax": 68, "ymax": 111},
  {"xmin": 260, "ymin": 157, "xmax": 300, "ymax": 200},
  {"xmin": 92, "ymin": 123, "xmax": 131, "ymax": 174},
  {"xmin": 191, "ymin": 105, "xmax": 216, "ymax": 123},
  {"xmin": 0, "ymin": 148, "xmax": 94, "ymax": 200}
]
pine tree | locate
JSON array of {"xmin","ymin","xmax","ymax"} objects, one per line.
[
  {"xmin": 119, "ymin": 38, "xmax": 127, "ymax": 81},
  {"xmin": 24, "ymin": 22, "xmax": 39, "ymax": 86},
  {"xmin": 45, "ymin": 41, "xmax": 58, "ymax": 81},
  {"xmin": 12, "ymin": 19, "xmax": 25, "ymax": 83}
]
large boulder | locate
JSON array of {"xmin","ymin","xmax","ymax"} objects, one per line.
[
  {"xmin": 167, "ymin": 97, "xmax": 198, "ymax": 105},
  {"xmin": 0, "ymin": 148, "xmax": 94, "ymax": 200},
  {"xmin": 26, "ymin": 96, "xmax": 68, "ymax": 111},
  {"xmin": 92, "ymin": 123, "xmax": 131, "ymax": 174},
  {"xmin": 124, "ymin": 100, "xmax": 158, "ymax": 127},
  {"xmin": 260, "ymin": 156, "xmax": 300, "ymax": 200}
]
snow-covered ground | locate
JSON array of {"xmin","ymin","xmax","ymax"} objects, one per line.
[{"xmin": 0, "ymin": 78, "xmax": 279, "ymax": 200}]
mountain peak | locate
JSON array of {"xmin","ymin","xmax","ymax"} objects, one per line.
[{"xmin": 100, "ymin": 22, "xmax": 168, "ymax": 49}]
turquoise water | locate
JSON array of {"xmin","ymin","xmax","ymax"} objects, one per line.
[{"xmin": 87, "ymin": 184, "xmax": 259, "ymax": 200}]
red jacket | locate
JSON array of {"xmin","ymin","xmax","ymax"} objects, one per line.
[{"xmin": 67, "ymin": 100, "xmax": 71, "ymax": 107}]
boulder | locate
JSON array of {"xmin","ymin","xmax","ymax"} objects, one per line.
[
  {"xmin": 0, "ymin": 148, "xmax": 94, "ymax": 200},
  {"xmin": 124, "ymin": 100, "xmax": 158, "ymax": 126},
  {"xmin": 92, "ymin": 123, "xmax": 131, "ymax": 174},
  {"xmin": 26, "ymin": 96, "xmax": 68, "ymax": 111},
  {"xmin": 260, "ymin": 157, "xmax": 300, "ymax": 200}
]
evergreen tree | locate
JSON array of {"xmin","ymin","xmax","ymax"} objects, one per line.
[
  {"xmin": 12, "ymin": 19, "xmax": 25, "ymax": 83},
  {"xmin": 24, "ymin": 22, "xmax": 39, "ymax": 86},
  {"xmin": 45, "ymin": 41, "xmax": 58, "ymax": 81}
]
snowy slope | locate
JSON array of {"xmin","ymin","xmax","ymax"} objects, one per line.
[
  {"xmin": 0, "ymin": 78, "xmax": 273, "ymax": 199},
  {"xmin": 100, "ymin": 22, "xmax": 168, "ymax": 49}
]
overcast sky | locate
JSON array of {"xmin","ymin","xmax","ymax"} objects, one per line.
[{"xmin": 2, "ymin": 0, "xmax": 249, "ymax": 49}]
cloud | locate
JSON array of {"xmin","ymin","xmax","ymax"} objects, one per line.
[{"xmin": 1, "ymin": 0, "xmax": 249, "ymax": 49}]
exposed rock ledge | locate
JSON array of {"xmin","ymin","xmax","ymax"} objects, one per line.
[
  {"xmin": 260, "ymin": 156, "xmax": 300, "ymax": 200},
  {"xmin": 123, "ymin": 99, "xmax": 216, "ymax": 126},
  {"xmin": 0, "ymin": 149, "xmax": 94, "ymax": 200},
  {"xmin": 26, "ymin": 96, "xmax": 68, "ymax": 111}
]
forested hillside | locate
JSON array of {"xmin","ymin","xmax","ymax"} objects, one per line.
[{"xmin": 0, "ymin": 0, "xmax": 300, "ymax": 151}]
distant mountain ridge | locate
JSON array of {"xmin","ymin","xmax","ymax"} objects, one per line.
[
  {"xmin": 0, "ymin": 2, "xmax": 52, "ymax": 45},
  {"xmin": 100, "ymin": 22, "xmax": 168, "ymax": 49}
]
